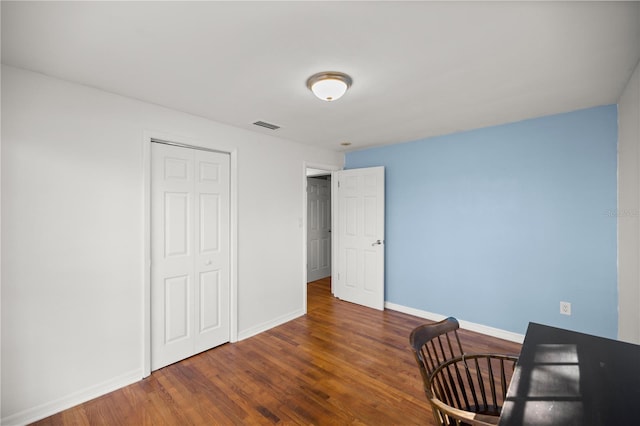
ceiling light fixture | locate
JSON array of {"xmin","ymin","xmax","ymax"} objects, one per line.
[{"xmin": 306, "ymin": 71, "xmax": 353, "ymax": 102}]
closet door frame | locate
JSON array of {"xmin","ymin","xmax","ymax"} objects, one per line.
[{"xmin": 142, "ymin": 131, "xmax": 238, "ymax": 377}]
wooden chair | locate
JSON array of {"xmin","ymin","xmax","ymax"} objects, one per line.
[{"xmin": 409, "ymin": 318, "xmax": 518, "ymax": 426}]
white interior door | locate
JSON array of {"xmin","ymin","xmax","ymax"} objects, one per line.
[
  {"xmin": 151, "ymin": 142, "xmax": 230, "ymax": 370},
  {"xmin": 307, "ymin": 177, "xmax": 331, "ymax": 282},
  {"xmin": 332, "ymin": 167, "xmax": 385, "ymax": 310}
]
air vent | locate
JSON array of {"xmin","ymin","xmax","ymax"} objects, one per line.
[{"xmin": 253, "ymin": 120, "xmax": 280, "ymax": 130}]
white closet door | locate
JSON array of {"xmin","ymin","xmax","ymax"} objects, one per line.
[
  {"xmin": 193, "ymin": 148, "xmax": 230, "ymax": 354},
  {"xmin": 151, "ymin": 142, "xmax": 230, "ymax": 370}
]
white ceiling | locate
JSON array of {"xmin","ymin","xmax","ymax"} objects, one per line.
[{"xmin": 2, "ymin": 1, "xmax": 639, "ymax": 152}]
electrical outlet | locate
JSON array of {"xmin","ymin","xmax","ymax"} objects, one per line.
[{"xmin": 560, "ymin": 301, "xmax": 571, "ymax": 316}]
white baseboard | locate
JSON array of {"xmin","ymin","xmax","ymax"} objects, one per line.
[
  {"xmin": 2, "ymin": 369, "xmax": 143, "ymax": 426},
  {"xmin": 237, "ymin": 308, "xmax": 305, "ymax": 341},
  {"xmin": 385, "ymin": 301, "xmax": 525, "ymax": 344}
]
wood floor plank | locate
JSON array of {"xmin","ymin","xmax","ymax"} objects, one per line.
[{"xmin": 31, "ymin": 277, "xmax": 521, "ymax": 425}]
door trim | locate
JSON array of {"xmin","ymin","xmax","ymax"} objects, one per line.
[
  {"xmin": 302, "ymin": 161, "xmax": 341, "ymax": 314},
  {"xmin": 143, "ymin": 131, "xmax": 238, "ymax": 377}
]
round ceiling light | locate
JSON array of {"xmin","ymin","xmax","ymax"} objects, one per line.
[{"xmin": 306, "ymin": 71, "xmax": 353, "ymax": 102}]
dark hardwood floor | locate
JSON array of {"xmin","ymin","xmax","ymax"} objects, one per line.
[{"xmin": 32, "ymin": 277, "xmax": 521, "ymax": 425}]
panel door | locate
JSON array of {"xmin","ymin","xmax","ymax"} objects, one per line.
[
  {"xmin": 151, "ymin": 142, "xmax": 230, "ymax": 370},
  {"xmin": 333, "ymin": 167, "xmax": 385, "ymax": 310},
  {"xmin": 307, "ymin": 177, "xmax": 332, "ymax": 282},
  {"xmin": 193, "ymin": 148, "xmax": 230, "ymax": 354}
]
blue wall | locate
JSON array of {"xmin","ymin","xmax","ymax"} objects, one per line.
[{"xmin": 345, "ymin": 105, "xmax": 618, "ymax": 338}]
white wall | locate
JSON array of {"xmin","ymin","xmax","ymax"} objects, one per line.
[
  {"xmin": 0, "ymin": 65, "xmax": 343, "ymax": 424},
  {"xmin": 618, "ymin": 59, "xmax": 640, "ymax": 344}
]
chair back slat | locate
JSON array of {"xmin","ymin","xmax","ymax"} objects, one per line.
[
  {"xmin": 486, "ymin": 358, "xmax": 498, "ymax": 409},
  {"xmin": 500, "ymin": 358, "xmax": 508, "ymax": 397},
  {"xmin": 462, "ymin": 356, "xmax": 481, "ymax": 410},
  {"xmin": 474, "ymin": 357, "xmax": 489, "ymax": 411}
]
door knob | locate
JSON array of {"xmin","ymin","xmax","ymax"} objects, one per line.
[
  {"xmin": 205, "ymin": 260, "xmax": 212, "ymax": 265},
  {"xmin": 371, "ymin": 239, "xmax": 383, "ymax": 246}
]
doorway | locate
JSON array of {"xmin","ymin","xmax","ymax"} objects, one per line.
[
  {"xmin": 303, "ymin": 163, "xmax": 340, "ymax": 312},
  {"xmin": 303, "ymin": 164, "xmax": 386, "ymax": 313}
]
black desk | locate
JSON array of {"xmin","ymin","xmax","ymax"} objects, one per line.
[{"xmin": 499, "ymin": 323, "xmax": 640, "ymax": 426}]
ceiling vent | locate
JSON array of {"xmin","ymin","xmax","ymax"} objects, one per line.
[{"xmin": 253, "ymin": 121, "xmax": 280, "ymax": 130}]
